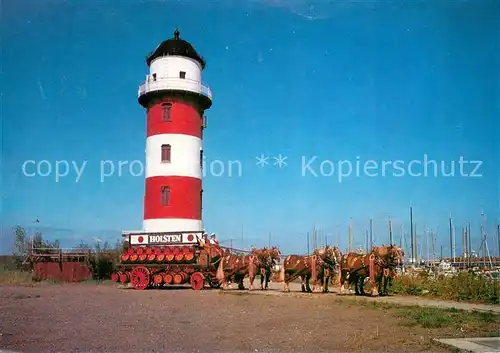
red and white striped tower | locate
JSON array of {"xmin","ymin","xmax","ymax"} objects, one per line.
[{"xmin": 138, "ymin": 29, "xmax": 212, "ymax": 234}]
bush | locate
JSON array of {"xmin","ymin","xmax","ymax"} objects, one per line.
[
  {"xmin": 80, "ymin": 240, "xmax": 120, "ymax": 281},
  {"xmin": 86, "ymin": 253, "xmax": 117, "ymax": 281},
  {"xmin": 391, "ymin": 271, "xmax": 499, "ymax": 304},
  {"xmin": 0, "ymin": 266, "xmax": 33, "ymax": 285},
  {"xmin": 5, "ymin": 226, "xmax": 122, "ymax": 284}
]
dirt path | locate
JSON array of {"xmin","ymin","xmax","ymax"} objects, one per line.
[
  {"xmin": 241, "ymin": 279, "xmax": 500, "ymax": 314},
  {"xmin": 2, "ymin": 282, "xmax": 490, "ymax": 353}
]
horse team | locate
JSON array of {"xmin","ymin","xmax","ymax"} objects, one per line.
[{"xmin": 215, "ymin": 244, "xmax": 405, "ymax": 296}]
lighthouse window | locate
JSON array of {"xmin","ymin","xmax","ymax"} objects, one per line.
[
  {"xmin": 200, "ymin": 149, "xmax": 203, "ymax": 168},
  {"xmin": 161, "ymin": 186, "xmax": 170, "ymax": 206},
  {"xmin": 162, "ymin": 103, "xmax": 172, "ymax": 121},
  {"xmin": 161, "ymin": 144, "xmax": 171, "ymax": 163},
  {"xmin": 179, "ymin": 71, "xmax": 186, "ymax": 79}
]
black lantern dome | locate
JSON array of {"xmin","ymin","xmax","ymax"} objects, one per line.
[{"xmin": 146, "ymin": 29, "xmax": 206, "ymax": 69}]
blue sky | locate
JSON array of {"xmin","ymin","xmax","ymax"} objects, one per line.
[{"xmin": 2, "ymin": 0, "xmax": 499, "ymax": 257}]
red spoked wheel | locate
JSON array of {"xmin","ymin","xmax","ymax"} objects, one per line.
[
  {"xmin": 190, "ymin": 272, "xmax": 205, "ymax": 290},
  {"xmin": 130, "ymin": 266, "xmax": 150, "ymax": 290},
  {"xmin": 119, "ymin": 271, "xmax": 129, "ymax": 284},
  {"xmin": 111, "ymin": 272, "xmax": 119, "ymax": 282}
]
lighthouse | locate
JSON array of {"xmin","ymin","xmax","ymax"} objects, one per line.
[{"xmin": 130, "ymin": 29, "xmax": 212, "ymax": 245}]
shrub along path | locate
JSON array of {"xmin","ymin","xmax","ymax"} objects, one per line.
[{"xmin": 231, "ymin": 279, "xmax": 500, "ymax": 314}]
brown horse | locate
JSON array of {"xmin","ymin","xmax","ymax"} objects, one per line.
[
  {"xmin": 248, "ymin": 246, "xmax": 281, "ymax": 290},
  {"xmin": 279, "ymin": 246, "xmax": 342, "ymax": 293},
  {"xmin": 215, "ymin": 252, "xmax": 253, "ymax": 290},
  {"xmin": 215, "ymin": 247, "xmax": 275, "ymax": 290},
  {"xmin": 364, "ymin": 245, "xmax": 404, "ymax": 295},
  {"xmin": 339, "ymin": 245, "xmax": 404, "ymax": 296},
  {"xmin": 314, "ymin": 246, "xmax": 343, "ymax": 293},
  {"xmin": 195, "ymin": 242, "xmax": 227, "ymax": 288}
]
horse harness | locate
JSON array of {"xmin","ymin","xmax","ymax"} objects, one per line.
[
  {"xmin": 348, "ymin": 252, "xmax": 393, "ymax": 278},
  {"xmin": 317, "ymin": 254, "xmax": 338, "ymax": 272}
]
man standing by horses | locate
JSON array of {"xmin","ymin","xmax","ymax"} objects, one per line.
[
  {"xmin": 209, "ymin": 233, "xmax": 219, "ymax": 246},
  {"xmin": 197, "ymin": 232, "xmax": 209, "ymax": 247}
]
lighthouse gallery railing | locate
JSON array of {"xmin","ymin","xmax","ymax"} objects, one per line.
[{"xmin": 138, "ymin": 78, "xmax": 212, "ymax": 100}]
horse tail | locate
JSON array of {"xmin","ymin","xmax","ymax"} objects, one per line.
[
  {"xmin": 216, "ymin": 256, "xmax": 225, "ymax": 281},
  {"xmin": 279, "ymin": 262, "xmax": 285, "ymax": 282},
  {"xmin": 311, "ymin": 255, "xmax": 318, "ymax": 281},
  {"xmin": 248, "ymin": 255, "xmax": 255, "ymax": 279}
]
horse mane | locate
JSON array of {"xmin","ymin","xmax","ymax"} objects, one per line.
[{"xmin": 370, "ymin": 244, "xmax": 405, "ymax": 265}]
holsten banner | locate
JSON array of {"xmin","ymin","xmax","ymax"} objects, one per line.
[{"xmin": 127, "ymin": 232, "xmax": 202, "ymax": 245}]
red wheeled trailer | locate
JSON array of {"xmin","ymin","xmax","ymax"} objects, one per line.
[{"xmin": 110, "ymin": 230, "xmax": 223, "ymax": 290}]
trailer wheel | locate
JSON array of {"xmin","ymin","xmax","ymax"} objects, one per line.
[
  {"xmin": 130, "ymin": 266, "xmax": 150, "ymax": 290},
  {"xmin": 190, "ymin": 272, "xmax": 205, "ymax": 290}
]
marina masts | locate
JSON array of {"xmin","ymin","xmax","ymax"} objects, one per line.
[
  {"xmin": 497, "ymin": 223, "xmax": 500, "ymax": 258},
  {"xmin": 348, "ymin": 221, "xmax": 352, "ymax": 253},
  {"xmin": 389, "ymin": 217, "xmax": 393, "ymax": 244},
  {"xmin": 369, "ymin": 218, "xmax": 373, "ymax": 248},
  {"xmin": 449, "ymin": 215, "xmax": 455, "ymax": 262},
  {"xmin": 410, "ymin": 206, "xmax": 414, "ymax": 263}
]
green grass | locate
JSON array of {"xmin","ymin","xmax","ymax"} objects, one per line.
[
  {"xmin": 394, "ymin": 306, "xmax": 498, "ymax": 329},
  {"xmin": 390, "ymin": 271, "xmax": 499, "ymax": 304},
  {"xmin": 334, "ymin": 296, "xmax": 499, "ymax": 334},
  {"xmin": 394, "ymin": 306, "xmax": 493, "ymax": 328}
]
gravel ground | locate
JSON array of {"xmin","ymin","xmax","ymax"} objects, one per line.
[{"xmin": 0, "ymin": 282, "xmax": 485, "ymax": 353}]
